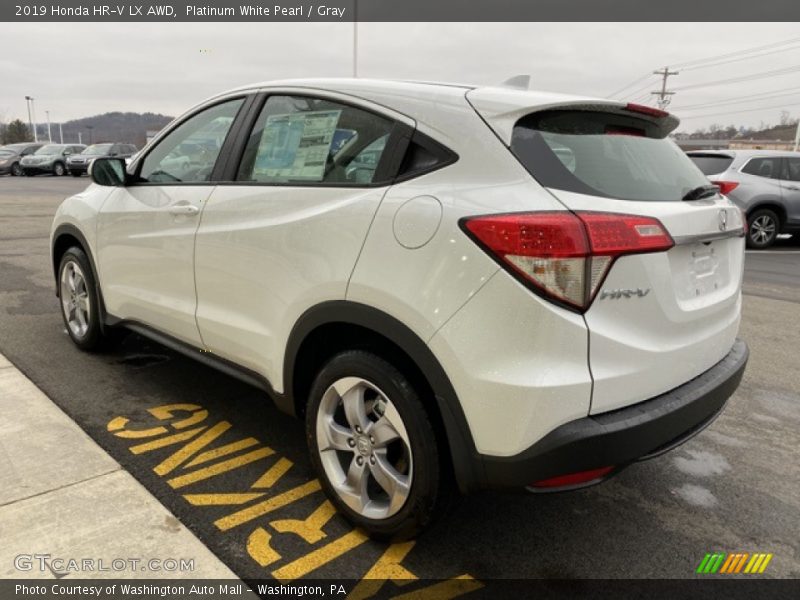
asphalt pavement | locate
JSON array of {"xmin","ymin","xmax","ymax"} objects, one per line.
[{"xmin": 0, "ymin": 175, "xmax": 798, "ymax": 589}]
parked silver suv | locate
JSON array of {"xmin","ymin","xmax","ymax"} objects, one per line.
[{"xmin": 687, "ymin": 150, "xmax": 800, "ymax": 248}]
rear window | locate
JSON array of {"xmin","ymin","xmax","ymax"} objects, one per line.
[
  {"xmin": 687, "ymin": 153, "xmax": 734, "ymax": 176},
  {"xmin": 511, "ymin": 110, "xmax": 709, "ymax": 202}
]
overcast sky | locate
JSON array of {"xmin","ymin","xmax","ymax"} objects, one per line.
[{"xmin": 2, "ymin": 22, "xmax": 799, "ymax": 133}]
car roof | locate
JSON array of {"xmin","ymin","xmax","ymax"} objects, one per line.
[{"xmin": 216, "ymin": 77, "xmax": 611, "ymax": 110}]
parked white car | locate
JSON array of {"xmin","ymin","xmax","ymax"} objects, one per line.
[{"xmin": 51, "ymin": 79, "xmax": 749, "ymax": 539}]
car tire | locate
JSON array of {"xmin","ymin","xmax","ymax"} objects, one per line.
[
  {"xmin": 306, "ymin": 350, "xmax": 447, "ymax": 541},
  {"xmin": 53, "ymin": 162, "xmax": 66, "ymax": 176},
  {"xmin": 747, "ymin": 208, "xmax": 780, "ymax": 249},
  {"xmin": 57, "ymin": 247, "xmax": 115, "ymax": 351},
  {"xmin": 11, "ymin": 162, "xmax": 22, "ymax": 176}
]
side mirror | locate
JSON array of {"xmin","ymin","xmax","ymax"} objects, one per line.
[
  {"xmin": 90, "ymin": 157, "xmax": 127, "ymax": 187},
  {"xmin": 63, "ymin": 150, "xmax": 72, "ymax": 156}
]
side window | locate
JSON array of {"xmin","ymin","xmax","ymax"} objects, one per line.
[
  {"xmin": 236, "ymin": 95, "xmax": 394, "ymax": 185},
  {"xmin": 741, "ymin": 157, "xmax": 782, "ymax": 179},
  {"xmin": 782, "ymin": 157, "xmax": 800, "ymax": 182},
  {"xmin": 396, "ymin": 130, "xmax": 457, "ymax": 180},
  {"xmin": 139, "ymin": 98, "xmax": 244, "ymax": 183}
]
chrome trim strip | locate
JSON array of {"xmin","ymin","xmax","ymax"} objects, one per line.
[{"xmin": 672, "ymin": 228, "xmax": 746, "ymax": 245}]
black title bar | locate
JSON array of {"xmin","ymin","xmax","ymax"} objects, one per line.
[{"xmin": 3, "ymin": 0, "xmax": 800, "ymax": 22}]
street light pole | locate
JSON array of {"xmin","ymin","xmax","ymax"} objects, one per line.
[
  {"xmin": 59, "ymin": 122, "xmax": 64, "ymax": 143},
  {"xmin": 45, "ymin": 110, "xmax": 52, "ymax": 142},
  {"xmin": 24, "ymin": 96, "xmax": 37, "ymax": 142},
  {"xmin": 31, "ymin": 98, "xmax": 39, "ymax": 142},
  {"xmin": 352, "ymin": 0, "xmax": 358, "ymax": 78}
]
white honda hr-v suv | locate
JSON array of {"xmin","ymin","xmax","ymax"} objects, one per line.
[{"xmin": 51, "ymin": 79, "xmax": 749, "ymax": 539}]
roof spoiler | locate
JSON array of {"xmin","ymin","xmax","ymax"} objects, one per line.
[{"xmin": 499, "ymin": 75, "xmax": 530, "ymax": 90}]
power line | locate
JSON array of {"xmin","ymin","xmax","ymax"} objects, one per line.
[
  {"xmin": 680, "ymin": 43, "xmax": 800, "ymax": 72},
  {"xmin": 670, "ymin": 35, "xmax": 800, "ymax": 69},
  {"xmin": 676, "ymin": 101, "xmax": 800, "ymax": 120},
  {"xmin": 674, "ymin": 87, "xmax": 800, "ymax": 111},
  {"xmin": 671, "ymin": 64, "xmax": 800, "ymax": 92},
  {"xmin": 607, "ymin": 73, "xmax": 653, "ymax": 98},
  {"xmin": 621, "ymin": 80, "xmax": 659, "ymax": 100}
]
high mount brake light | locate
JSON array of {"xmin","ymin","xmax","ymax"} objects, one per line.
[
  {"xmin": 624, "ymin": 103, "xmax": 669, "ymax": 119},
  {"xmin": 462, "ymin": 211, "xmax": 674, "ymax": 312}
]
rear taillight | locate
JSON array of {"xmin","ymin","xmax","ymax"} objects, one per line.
[
  {"xmin": 710, "ymin": 180, "xmax": 739, "ymax": 195},
  {"xmin": 461, "ymin": 211, "xmax": 674, "ymax": 312}
]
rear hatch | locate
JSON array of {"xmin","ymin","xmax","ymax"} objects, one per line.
[{"xmin": 468, "ymin": 89, "xmax": 745, "ymax": 414}]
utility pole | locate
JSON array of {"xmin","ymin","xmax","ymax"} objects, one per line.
[
  {"xmin": 793, "ymin": 119, "xmax": 800, "ymax": 152},
  {"xmin": 78, "ymin": 132, "xmax": 82, "ymax": 144},
  {"xmin": 652, "ymin": 67, "xmax": 679, "ymax": 110},
  {"xmin": 45, "ymin": 110, "xmax": 52, "ymax": 142},
  {"xmin": 59, "ymin": 122, "xmax": 63, "ymax": 143}
]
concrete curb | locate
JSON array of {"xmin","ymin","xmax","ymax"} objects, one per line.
[{"xmin": 0, "ymin": 352, "xmax": 239, "ymax": 580}]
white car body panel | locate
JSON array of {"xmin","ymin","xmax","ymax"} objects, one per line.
[
  {"xmin": 194, "ymin": 185, "xmax": 388, "ymax": 387},
  {"xmin": 547, "ymin": 190, "xmax": 745, "ymax": 414},
  {"xmin": 429, "ymin": 271, "xmax": 592, "ymax": 457},
  {"xmin": 95, "ymin": 185, "xmax": 211, "ymax": 345}
]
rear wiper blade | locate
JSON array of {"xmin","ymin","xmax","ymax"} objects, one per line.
[{"xmin": 682, "ymin": 184, "xmax": 719, "ymax": 201}]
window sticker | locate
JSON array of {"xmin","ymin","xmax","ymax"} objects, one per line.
[{"xmin": 254, "ymin": 109, "xmax": 342, "ymax": 181}]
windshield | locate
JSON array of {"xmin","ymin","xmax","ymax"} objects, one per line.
[
  {"xmin": 511, "ymin": 110, "xmax": 709, "ymax": 202},
  {"xmin": 82, "ymin": 144, "xmax": 113, "ymax": 155},
  {"xmin": 35, "ymin": 144, "xmax": 66, "ymax": 156}
]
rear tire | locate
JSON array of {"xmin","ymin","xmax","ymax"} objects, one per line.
[
  {"xmin": 306, "ymin": 350, "xmax": 447, "ymax": 541},
  {"xmin": 11, "ymin": 163, "xmax": 22, "ymax": 176},
  {"xmin": 57, "ymin": 247, "xmax": 115, "ymax": 351},
  {"xmin": 53, "ymin": 162, "xmax": 66, "ymax": 176},
  {"xmin": 747, "ymin": 208, "xmax": 779, "ymax": 249}
]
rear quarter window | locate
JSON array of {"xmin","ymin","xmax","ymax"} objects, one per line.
[
  {"xmin": 740, "ymin": 157, "xmax": 782, "ymax": 179},
  {"xmin": 511, "ymin": 110, "xmax": 709, "ymax": 202}
]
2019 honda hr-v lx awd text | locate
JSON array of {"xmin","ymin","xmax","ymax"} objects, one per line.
[{"xmin": 51, "ymin": 79, "xmax": 748, "ymax": 539}]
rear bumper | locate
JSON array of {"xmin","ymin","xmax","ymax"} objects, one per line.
[{"xmin": 480, "ymin": 339, "xmax": 748, "ymax": 489}]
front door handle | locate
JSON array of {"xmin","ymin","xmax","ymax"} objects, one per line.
[
  {"xmin": 168, "ymin": 204, "xmax": 200, "ymax": 216},
  {"xmin": 786, "ymin": 185, "xmax": 800, "ymax": 191}
]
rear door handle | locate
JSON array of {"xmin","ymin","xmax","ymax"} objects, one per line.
[{"xmin": 168, "ymin": 204, "xmax": 200, "ymax": 216}]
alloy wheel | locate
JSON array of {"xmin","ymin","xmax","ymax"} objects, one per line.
[
  {"xmin": 60, "ymin": 260, "xmax": 91, "ymax": 339},
  {"xmin": 315, "ymin": 376, "xmax": 413, "ymax": 520},
  {"xmin": 750, "ymin": 215, "xmax": 776, "ymax": 246}
]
